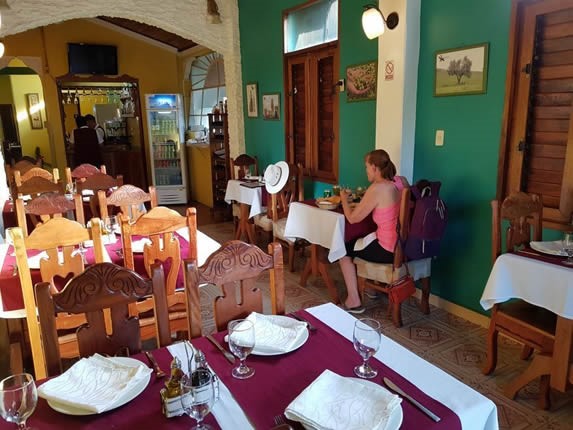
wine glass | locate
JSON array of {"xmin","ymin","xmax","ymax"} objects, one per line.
[
  {"xmin": 180, "ymin": 369, "xmax": 215, "ymax": 430},
  {"xmin": 227, "ymin": 319, "xmax": 255, "ymax": 379},
  {"xmin": 563, "ymin": 232, "xmax": 573, "ymax": 266},
  {"xmin": 104, "ymin": 215, "xmax": 119, "ymax": 241},
  {"xmin": 0, "ymin": 373, "xmax": 37, "ymax": 429},
  {"xmin": 353, "ymin": 318, "xmax": 381, "ymax": 379}
]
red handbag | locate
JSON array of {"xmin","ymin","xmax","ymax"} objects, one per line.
[{"xmin": 387, "ymin": 272, "xmax": 416, "ymax": 305}]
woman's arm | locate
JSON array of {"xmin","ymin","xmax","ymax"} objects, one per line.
[{"xmin": 341, "ymin": 186, "xmax": 378, "ymax": 224}]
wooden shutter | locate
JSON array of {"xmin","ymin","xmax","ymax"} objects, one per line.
[{"xmin": 500, "ymin": 0, "xmax": 573, "ymax": 228}]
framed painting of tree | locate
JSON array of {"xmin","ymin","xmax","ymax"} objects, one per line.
[{"xmin": 434, "ymin": 43, "xmax": 489, "ymax": 96}]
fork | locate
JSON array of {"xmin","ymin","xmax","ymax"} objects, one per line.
[{"xmin": 272, "ymin": 415, "xmax": 293, "ymax": 430}]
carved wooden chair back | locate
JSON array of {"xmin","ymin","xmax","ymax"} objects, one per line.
[
  {"xmin": 230, "ymin": 154, "xmax": 258, "ymax": 179},
  {"xmin": 491, "ymin": 191, "xmax": 543, "ymax": 264},
  {"xmin": 36, "ymin": 262, "xmax": 171, "ymax": 377},
  {"xmin": 65, "ymin": 164, "xmax": 106, "ymax": 186},
  {"xmin": 13, "ymin": 167, "xmax": 59, "ymax": 187},
  {"xmin": 9, "ymin": 218, "xmax": 106, "ymax": 379},
  {"xmin": 76, "ymin": 172, "xmax": 124, "ymax": 218},
  {"xmin": 485, "ymin": 191, "xmax": 556, "ymax": 408},
  {"xmin": 98, "ymin": 184, "xmax": 158, "ymax": 222},
  {"xmin": 13, "ymin": 175, "xmax": 63, "ymax": 201},
  {"xmin": 120, "ymin": 206, "xmax": 197, "ymax": 340},
  {"xmin": 183, "ymin": 241, "xmax": 285, "ymax": 338},
  {"xmin": 15, "ymin": 192, "xmax": 85, "ymax": 237}
]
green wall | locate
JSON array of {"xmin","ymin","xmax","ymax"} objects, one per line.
[
  {"xmin": 239, "ymin": 0, "xmax": 378, "ymax": 195},
  {"xmin": 414, "ymin": 0, "xmax": 511, "ymax": 312}
]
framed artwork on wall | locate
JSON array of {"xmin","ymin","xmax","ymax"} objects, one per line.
[
  {"xmin": 434, "ymin": 43, "xmax": 489, "ymax": 96},
  {"xmin": 246, "ymin": 83, "xmax": 258, "ymax": 118},
  {"xmin": 26, "ymin": 93, "xmax": 43, "ymax": 129},
  {"xmin": 346, "ymin": 61, "xmax": 377, "ymax": 102},
  {"xmin": 262, "ymin": 93, "xmax": 280, "ymax": 120}
]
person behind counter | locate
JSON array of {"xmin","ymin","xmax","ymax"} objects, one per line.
[
  {"xmin": 85, "ymin": 114, "xmax": 105, "ymax": 144},
  {"xmin": 69, "ymin": 115, "xmax": 88, "ymax": 145},
  {"xmin": 338, "ymin": 149, "xmax": 409, "ymax": 314}
]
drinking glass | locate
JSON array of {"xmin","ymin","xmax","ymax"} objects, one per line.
[
  {"xmin": 228, "ymin": 319, "xmax": 255, "ymax": 379},
  {"xmin": 104, "ymin": 215, "xmax": 119, "ymax": 240},
  {"xmin": 353, "ymin": 318, "xmax": 381, "ymax": 379},
  {"xmin": 563, "ymin": 232, "xmax": 573, "ymax": 266},
  {"xmin": 180, "ymin": 369, "xmax": 215, "ymax": 430},
  {"xmin": 0, "ymin": 373, "xmax": 37, "ymax": 429},
  {"xmin": 332, "ymin": 185, "xmax": 341, "ymax": 196}
]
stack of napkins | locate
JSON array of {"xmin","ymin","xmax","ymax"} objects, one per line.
[
  {"xmin": 245, "ymin": 312, "xmax": 307, "ymax": 354},
  {"xmin": 38, "ymin": 354, "xmax": 152, "ymax": 413},
  {"xmin": 285, "ymin": 369, "xmax": 401, "ymax": 430}
]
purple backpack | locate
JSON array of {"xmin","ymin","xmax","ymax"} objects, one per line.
[{"xmin": 405, "ymin": 180, "xmax": 447, "ymax": 260}]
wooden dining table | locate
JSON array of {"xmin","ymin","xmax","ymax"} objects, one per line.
[
  {"xmin": 224, "ymin": 179, "xmax": 267, "ymax": 243},
  {"xmin": 480, "ymin": 250, "xmax": 573, "ymax": 396},
  {"xmin": 0, "ymin": 303, "xmax": 498, "ymax": 430}
]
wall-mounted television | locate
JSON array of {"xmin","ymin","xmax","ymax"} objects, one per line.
[{"xmin": 67, "ymin": 43, "xmax": 118, "ymax": 75}]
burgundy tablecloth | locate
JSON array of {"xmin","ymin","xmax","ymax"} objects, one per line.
[
  {"xmin": 516, "ymin": 247, "xmax": 572, "ymax": 269},
  {"xmin": 0, "ymin": 233, "xmax": 190, "ymax": 312},
  {"xmin": 301, "ymin": 199, "xmax": 377, "ymax": 242},
  {"xmin": 12, "ymin": 311, "xmax": 462, "ymax": 429}
]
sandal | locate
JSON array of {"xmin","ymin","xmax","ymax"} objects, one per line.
[{"xmin": 341, "ymin": 304, "xmax": 365, "ymax": 314}]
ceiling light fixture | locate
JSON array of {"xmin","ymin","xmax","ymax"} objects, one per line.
[
  {"xmin": 207, "ymin": 0, "xmax": 222, "ymax": 24},
  {"xmin": 361, "ymin": 4, "xmax": 399, "ymax": 40}
]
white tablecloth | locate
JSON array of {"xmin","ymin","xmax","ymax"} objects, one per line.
[
  {"xmin": 170, "ymin": 303, "xmax": 498, "ymax": 430},
  {"xmin": 284, "ymin": 202, "xmax": 346, "ymax": 262},
  {"xmin": 224, "ymin": 180, "xmax": 264, "ymax": 218},
  {"xmin": 480, "ymin": 253, "xmax": 573, "ymax": 319}
]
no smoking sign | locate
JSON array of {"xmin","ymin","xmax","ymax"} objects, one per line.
[{"xmin": 385, "ymin": 60, "xmax": 394, "ymax": 81}]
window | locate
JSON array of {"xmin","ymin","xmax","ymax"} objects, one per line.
[
  {"xmin": 284, "ymin": 1, "xmax": 339, "ymax": 182},
  {"xmin": 284, "ymin": 0, "xmax": 338, "ymax": 53},
  {"xmin": 499, "ymin": 0, "xmax": 573, "ymax": 229},
  {"xmin": 188, "ymin": 52, "xmax": 226, "ymax": 134}
]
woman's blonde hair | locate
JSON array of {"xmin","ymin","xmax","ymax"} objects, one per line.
[{"xmin": 365, "ymin": 149, "xmax": 396, "ymax": 180}]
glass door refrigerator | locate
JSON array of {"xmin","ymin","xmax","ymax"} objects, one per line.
[{"xmin": 145, "ymin": 94, "xmax": 188, "ymax": 204}]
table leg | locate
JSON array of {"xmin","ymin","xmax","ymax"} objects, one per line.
[
  {"xmin": 550, "ymin": 316, "xmax": 573, "ymax": 392},
  {"xmin": 235, "ymin": 203, "xmax": 255, "ymax": 244},
  {"xmin": 299, "ymin": 244, "xmax": 339, "ymax": 304}
]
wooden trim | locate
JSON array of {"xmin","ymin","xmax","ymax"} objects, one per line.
[{"xmin": 559, "ymin": 103, "xmax": 573, "ymax": 220}]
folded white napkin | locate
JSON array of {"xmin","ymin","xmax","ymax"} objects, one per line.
[
  {"xmin": 27, "ymin": 251, "xmax": 62, "ymax": 270},
  {"xmin": 530, "ymin": 240, "xmax": 567, "ymax": 256},
  {"xmin": 132, "ymin": 238, "xmax": 153, "ymax": 253},
  {"xmin": 285, "ymin": 369, "xmax": 401, "ymax": 430},
  {"xmin": 38, "ymin": 354, "xmax": 152, "ymax": 413},
  {"xmin": 245, "ymin": 312, "xmax": 307, "ymax": 354}
]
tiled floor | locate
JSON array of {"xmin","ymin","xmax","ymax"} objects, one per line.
[{"xmin": 198, "ymin": 220, "xmax": 573, "ymax": 430}]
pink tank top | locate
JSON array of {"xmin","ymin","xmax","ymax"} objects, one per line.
[{"xmin": 371, "ymin": 177, "xmax": 405, "ymax": 252}]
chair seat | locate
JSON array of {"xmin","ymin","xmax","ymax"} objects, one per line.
[
  {"xmin": 497, "ymin": 301, "xmax": 557, "ymax": 338},
  {"xmin": 273, "ymin": 218, "xmax": 294, "ymax": 243},
  {"xmin": 254, "ymin": 213, "xmax": 273, "ymax": 231},
  {"xmin": 354, "ymin": 258, "xmax": 405, "ymax": 283}
]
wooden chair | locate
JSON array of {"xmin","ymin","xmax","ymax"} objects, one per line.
[
  {"xmin": 230, "ymin": 154, "xmax": 259, "ymax": 180},
  {"xmin": 120, "ymin": 206, "xmax": 197, "ymax": 341},
  {"xmin": 98, "ymin": 184, "xmax": 157, "ymax": 222},
  {"xmin": 483, "ymin": 191, "xmax": 556, "ymax": 408},
  {"xmin": 353, "ymin": 187, "xmax": 412, "ymax": 327},
  {"xmin": 35, "ymin": 262, "xmax": 171, "ymax": 377},
  {"xmin": 65, "ymin": 163, "xmax": 106, "ymax": 188},
  {"xmin": 76, "ymin": 172, "xmax": 123, "ymax": 219},
  {"xmin": 13, "ymin": 167, "xmax": 59, "ymax": 187},
  {"xmin": 15, "ymin": 192, "xmax": 85, "ymax": 237},
  {"xmin": 9, "ymin": 218, "xmax": 107, "ymax": 379},
  {"xmin": 183, "ymin": 240, "xmax": 285, "ymax": 338},
  {"xmin": 254, "ymin": 163, "xmax": 304, "ymax": 271}
]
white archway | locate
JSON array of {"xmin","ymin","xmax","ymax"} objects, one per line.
[{"xmin": 0, "ymin": 0, "xmax": 245, "ymax": 156}]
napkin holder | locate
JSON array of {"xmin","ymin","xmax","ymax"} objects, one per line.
[{"xmin": 160, "ymin": 389, "xmax": 191, "ymax": 418}]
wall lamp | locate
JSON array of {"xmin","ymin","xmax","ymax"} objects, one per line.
[{"xmin": 362, "ymin": 4, "xmax": 399, "ymax": 39}]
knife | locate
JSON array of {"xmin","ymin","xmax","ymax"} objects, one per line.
[
  {"xmin": 205, "ymin": 334, "xmax": 236, "ymax": 364},
  {"xmin": 289, "ymin": 313, "xmax": 317, "ymax": 332},
  {"xmin": 383, "ymin": 377, "xmax": 441, "ymax": 422}
]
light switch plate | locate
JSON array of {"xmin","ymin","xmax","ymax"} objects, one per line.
[{"xmin": 435, "ymin": 129, "xmax": 444, "ymax": 146}]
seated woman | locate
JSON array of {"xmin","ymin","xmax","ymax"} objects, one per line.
[{"xmin": 339, "ymin": 149, "xmax": 408, "ymax": 313}]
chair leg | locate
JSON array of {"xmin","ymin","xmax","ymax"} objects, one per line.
[
  {"xmin": 483, "ymin": 323, "xmax": 499, "ymax": 375},
  {"xmin": 419, "ymin": 277, "xmax": 431, "ymax": 314},
  {"xmin": 288, "ymin": 243, "xmax": 295, "ymax": 272},
  {"xmin": 391, "ymin": 301, "xmax": 403, "ymax": 327}
]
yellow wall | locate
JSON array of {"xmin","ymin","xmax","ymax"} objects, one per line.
[
  {"xmin": 4, "ymin": 19, "xmax": 181, "ymax": 179},
  {"xmin": 9, "ymin": 75, "xmax": 51, "ymax": 164}
]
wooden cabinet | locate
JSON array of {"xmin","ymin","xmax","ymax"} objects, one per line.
[{"xmin": 208, "ymin": 113, "xmax": 231, "ymax": 219}]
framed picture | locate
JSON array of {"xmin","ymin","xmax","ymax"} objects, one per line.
[
  {"xmin": 262, "ymin": 93, "xmax": 280, "ymax": 120},
  {"xmin": 26, "ymin": 93, "xmax": 43, "ymax": 129},
  {"xmin": 246, "ymin": 83, "xmax": 258, "ymax": 118},
  {"xmin": 346, "ymin": 61, "xmax": 377, "ymax": 102},
  {"xmin": 434, "ymin": 43, "xmax": 489, "ymax": 96}
]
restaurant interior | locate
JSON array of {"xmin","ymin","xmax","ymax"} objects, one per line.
[{"xmin": 0, "ymin": 0, "xmax": 571, "ymax": 429}]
